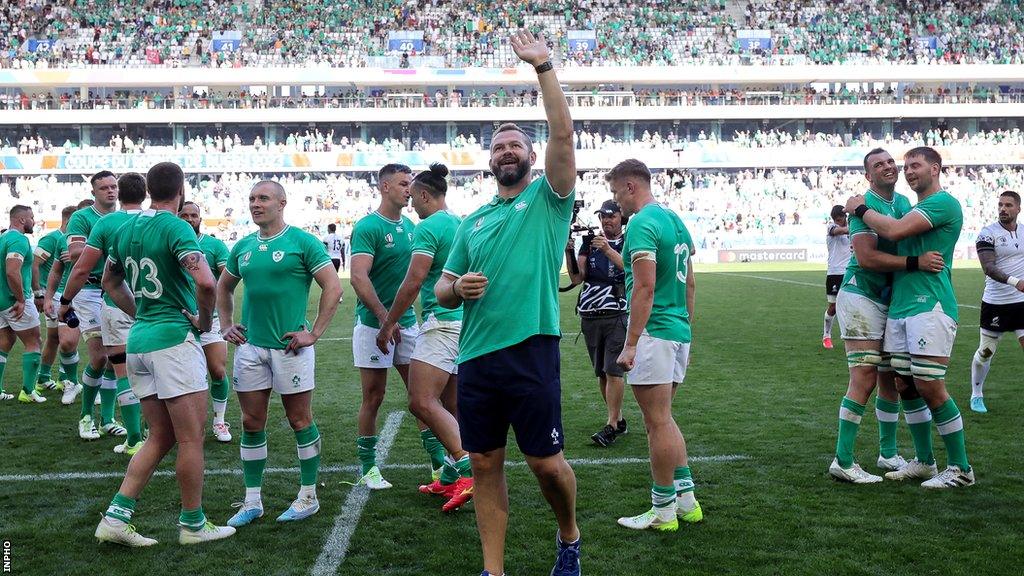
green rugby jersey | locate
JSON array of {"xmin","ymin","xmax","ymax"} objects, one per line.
[
  {"xmin": 197, "ymin": 234, "xmax": 230, "ymax": 280},
  {"xmin": 411, "ymin": 210, "xmax": 463, "ymax": 323},
  {"xmin": 890, "ymin": 190, "xmax": 963, "ymax": 321},
  {"xmin": 66, "ymin": 205, "xmax": 109, "ymax": 290},
  {"xmin": 350, "ymin": 211, "xmax": 417, "ymax": 329},
  {"xmin": 623, "ymin": 203, "xmax": 695, "ymax": 343},
  {"xmin": 86, "ymin": 210, "xmax": 140, "ymax": 306},
  {"xmin": 107, "ymin": 210, "xmax": 203, "ymax": 354},
  {"xmin": 0, "ymin": 229, "xmax": 33, "ymax": 309},
  {"xmin": 225, "ymin": 225, "xmax": 333, "ymax": 349},
  {"xmin": 34, "ymin": 229, "xmax": 63, "ymax": 291},
  {"xmin": 444, "ymin": 177, "xmax": 574, "ymax": 362},
  {"xmin": 54, "ymin": 234, "xmax": 71, "ymax": 293},
  {"xmin": 840, "ymin": 190, "xmax": 913, "ymax": 305}
]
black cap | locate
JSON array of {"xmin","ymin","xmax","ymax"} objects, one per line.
[{"xmin": 595, "ymin": 200, "xmax": 621, "ymax": 216}]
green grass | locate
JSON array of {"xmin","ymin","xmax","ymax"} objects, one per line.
[{"xmin": 1, "ymin": 266, "xmax": 1022, "ymax": 576}]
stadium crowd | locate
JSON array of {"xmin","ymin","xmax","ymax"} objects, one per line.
[{"xmin": 3, "ymin": 0, "xmax": 1024, "ymax": 69}]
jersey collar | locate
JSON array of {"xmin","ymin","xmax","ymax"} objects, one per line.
[
  {"xmin": 258, "ymin": 225, "xmax": 290, "ymax": 242},
  {"xmin": 372, "ymin": 211, "xmax": 402, "ymax": 225}
]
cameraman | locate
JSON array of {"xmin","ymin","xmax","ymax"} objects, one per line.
[{"xmin": 566, "ymin": 200, "xmax": 628, "ymax": 447}]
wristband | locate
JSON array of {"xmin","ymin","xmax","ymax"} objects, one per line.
[
  {"xmin": 854, "ymin": 204, "xmax": 870, "ymax": 219},
  {"xmin": 59, "ymin": 296, "xmax": 72, "ymax": 305},
  {"xmin": 1008, "ymin": 276, "xmax": 1021, "ymax": 287},
  {"xmin": 906, "ymin": 256, "xmax": 919, "ymax": 271},
  {"xmin": 534, "ymin": 60, "xmax": 553, "ymax": 74}
]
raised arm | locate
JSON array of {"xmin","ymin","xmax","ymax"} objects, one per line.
[
  {"xmin": 853, "ymin": 234, "xmax": 945, "ymax": 273},
  {"xmin": 845, "ymin": 195, "xmax": 933, "ymax": 242},
  {"xmin": 510, "ymin": 30, "xmax": 575, "ymax": 196}
]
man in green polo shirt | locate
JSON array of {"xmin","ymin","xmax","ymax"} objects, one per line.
[
  {"xmin": 845, "ymin": 146, "xmax": 972, "ymax": 489},
  {"xmin": 602, "ymin": 160, "xmax": 702, "ymax": 533},
  {"xmin": 93, "ymin": 161, "xmax": 233, "ymax": 546},
  {"xmin": 62, "ymin": 172, "xmax": 147, "ymax": 456},
  {"xmin": 219, "ymin": 181, "xmax": 341, "ymax": 527},
  {"xmin": 434, "ymin": 30, "xmax": 582, "ymax": 576},
  {"xmin": 376, "ymin": 163, "xmax": 474, "ymax": 512}
]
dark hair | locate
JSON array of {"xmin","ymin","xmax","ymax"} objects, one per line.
[
  {"xmin": 77, "ymin": 199, "xmax": 95, "ymax": 209},
  {"xmin": 327, "ymin": 223, "xmax": 337, "ymax": 233},
  {"xmin": 830, "ymin": 205, "xmax": 846, "ymax": 220},
  {"xmin": 1000, "ymin": 190, "xmax": 1022, "ymax": 205},
  {"xmin": 90, "ymin": 170, "xmax": 116, "ymax": 187},
  {"xmin": 180, "ymin": 201, "xmax": 200, "ymax": 212},
  {"xmin": 117, "ymin": 172, "xmax": 147, "ymax": 204},
  {"xmin": 9, "ymin": 204, "xmax": 31, "ymax": 219},
  {"xmin": 490, "ymin": 123, "xmax": 532, "ymax": 150},
  {"xmin": 146, "ymin": 162, "xmax": 185, "ymax": 202},
  {"xmin": 378, "ymin": 163, "xmax": 412, "ymax": 182},
  {"xmin": 61, "ymin": 205, "xmax": 78, "ymax": 219},
  {"xmin": 904, "ymin": 146, "xmax": 943, "ymax": 169},
  {"xmin": 863, "ymin": 147, "xmax": 889, "ymax": 170},
  {"xmin": 413, "ymin": 163, "xmax": 449, "ymax": 197},
  {"xmin": 605, "ymin": 159, "xmax": 652, "ymax": 184}
]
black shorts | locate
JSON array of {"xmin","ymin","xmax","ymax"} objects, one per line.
[
  {"xmin": 826, "ymin": 274, "xmax": 843, "ymax": 297},
  {"xmin": 331, "ymin": 258, "xmax": 341, "ymax": 271},
  {"xmin": 581, "ymin": 313, "xmax": 627, "ymax": 377},
  {"xmin": 457, "ymin": 335, "xmax": 564, "ymax": 457},
  {"xmin": 980, "ymin": 300, "xmax": 1024, "ymax": 333}
]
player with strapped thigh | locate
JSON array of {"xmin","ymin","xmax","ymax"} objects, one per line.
[
  {"xmin": 219, "ymin": 181, "xmax": 341, "ymax": 527},
  {"xmin": 0, "ymin": 206, "xmax": 44, "ymax": 404},
  {"xmin": 93, "ymin": 161, "xmax": 234, "ymax": 546},
  {"xmin": 434, "ymin": 30, "xmax": 581, "ymax": 576},
  {"xmin": 375, "ymin": 163, "xmax": 474, "ymax": 512},
  {"xmin": 179, "ymin": 201, "xmax": 233, "ymax": 441},
  {"xmin": 830, "ymin": 148, "xmax": 944, "ymax": 484},
  {"xmin": 846, "ymin": 146, "xmax": 973, "ymax": 489},
  {"xmin": 823, "ymin": 205, "xmax": 851, "ymax": 349},
  {"xmin": 61, "ymin": 173, "xmax": 147, "ymax": 456},
  {"xmin": 603, "ymin": 160, "xmax": 703, "ymax": 532},
  {"xmin": 30, "ymin": 205, "xmax": 75, "ymax": 395},
  {"xmin": 44, "ymin": 199, "xmax": 96, "ymax": 411},
  {"xmin": 63, "ymin": 171, "xmax": 121, "ymax": 440},
  {"xmin": 350, "ymin": 163, "xmax": 428, "ymax": 490}
]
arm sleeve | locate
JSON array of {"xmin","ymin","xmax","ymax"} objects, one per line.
[
  {"xmin": 225, "ymin": 241, "xmax": 242, "ymax": 278},
  {"xmin": 442, "ymin": 218, "xmax": 470, "ymax": 276},
  {"xmin": 303, "ymin": 232, "xmax": 333, "ymax": 274},
  {"xmin": 84, "ymin": 220, "xmax": 106, "ymax": 251},
  {"xmin": 411, "ymin": 219, "xmax": 438, "ymax": 257},
  {"xmin": 214, "ymin": 239, "xmax": 230, "ymax": 267},
  {"xmin": 912, "ymin": 193, "xmax": 960, "ymax": 229},
  {"xmin": 539, "ymin": 176, "xmax": 575, "ymax": 222},
  {"xmin": 349, "ymin": 220, "xmax": 376, "ymax": 257},
  {"xmin": 847, "ymin": 214, "xmax": 876, "ymax": 237},
  {"xmin": 976, "ymin": 229, "xmax": 996, "ymax": 252},
  {"xmin": 170, "ymin": 220, "xmax": 202, "ymax": 261},
  {"xmin": 65, "ymin": 213, "xmax": 88, "ymax": 242},
  {"xmin": 626, "ymin": 217, "xmax": 658, "ymax": 262}
]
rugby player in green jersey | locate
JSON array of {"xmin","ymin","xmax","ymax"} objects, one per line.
[
  {"xmin": 830, "ymin": 148, "xmax": 945, "ymax": 484},
  {"xmin": 0, "ymin": 206, "xmax": 44, "ymax": 403},
  {"xmin": 94, "ymin": 162, "xmax": 234, "ymax": 546},
  {"xmin": 31, "ymin": 205, "xmax": 74, "ymax": 396},
  {"xmin": 434, "ymin": 30, "xmax": 581, "ymax": 576},
  {"xmin": 846, "ymin": 146, "xmax": 973, "ymax": 488},
  {"xmin": 62, "ymin": 173, "xmax": 147, "ymax": 456},
  {"xmin": 219, "ymin": 181, "xmax": 341, "ymax": 526},
  {"xmin": 179, "ymin": 201, "xmax": 233, "ymax": 442}
]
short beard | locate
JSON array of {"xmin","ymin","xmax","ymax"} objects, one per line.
[
  {"xmin": 21, "ymin": 223, "xmax": 32, "ymax": 234},
  {"xmin": 493, "ymin": 160, "xmax": 530, "ymax": 187}
]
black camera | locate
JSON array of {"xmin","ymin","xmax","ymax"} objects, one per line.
[{"xmin": 64, "ymin": 308, "xmax": 80, "ymax": 329}]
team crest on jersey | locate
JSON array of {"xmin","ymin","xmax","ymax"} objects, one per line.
[
  {"xmin": 272, "ymin": 250, "xmax": 284, "ymax": 262},
  {"xmin": 258, "ymin": 244, "xmax": 268, "ymax": 252},
  {"xmin": 514, "ymin": 201, "xmax": 528, "ymax": 211},
  {"xmin": 396, "ymin": 225, "xmax": 404, "ymax": 233}
]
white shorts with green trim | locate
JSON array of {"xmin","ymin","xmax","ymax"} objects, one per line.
[
  {"xmin": 411, "ymin": 317, "xmax": 461, "ymax": 375},
  {"xmin": 127, "ymin": 333, "xmax": 208, "ymax": 400},
  {"xmin": 626, "ymin": 331, "xmax": 690, "ymax": 386},
  {"xmin": 100, "ymin": 304, "xmax": 133, "ymax": 347},
  {"xmin": 836, "ymin": 290, "xmax": 888, "ymax": 341},
  {"xmin": 883, "ymin": 305, "xmax": 958, "ymax": 358},
  {"xmin": 0, "ymin": 300, "xmax": 40, "ymax": 331},
  {"xmin": 232, "ymin": 342, "xmax": 315, "ymax": 395},
  {"xmin": 199, "ymin": 317, "xmax": 224, "ymax": 347},
  {"xmin": 72, "ymin": 289, "xmax": 103, "ymax": 333},
  {"xmin": 352, "ymin": 320, "xmax": 418, "ymax": 369}
]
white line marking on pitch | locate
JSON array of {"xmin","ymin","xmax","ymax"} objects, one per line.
[
  {"xmin": 311, "ymin": 410, "xmax": 405, "ymax": 576},
  {"xmin": 319, "ymin": 337, "xmax": 352, "ymax": 341},
  {"xmin": 0, "ymin": 454, "xmax": 749, "ymax": 483}
]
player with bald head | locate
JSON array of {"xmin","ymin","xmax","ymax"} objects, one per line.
[{"xmin": 219, "ymin": 180, "xmax": 342, "ymax": 527}]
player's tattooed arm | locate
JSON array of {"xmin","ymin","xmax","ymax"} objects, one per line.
[
  {"xmin": 179, "ymin": 252, "xmax": 203, "ymax": 272},
  {"xmin": 977, "ymin": 247, "xmax": 1009, "ymax": 283}
]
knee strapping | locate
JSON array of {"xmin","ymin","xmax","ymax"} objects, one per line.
[
  {"xmin": 877, "ymin": 352, "xmax": 893, "ymax": 373},
  {"xmin": 846, "ymin": 349, "xmax": 883, "ymax": 368},
  {"xmin": 890, "ymin": 353, "xmax": 912, "ymax": 377},
  {"xmin": 974, "ymin": 332, "xmax": 1000, "ymax": 365},
  {"xmin": 911, "ymin": 359, "xmax": 948, "ymax": 381}
]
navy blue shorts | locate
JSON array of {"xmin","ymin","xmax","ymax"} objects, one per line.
[{"xmin": 457, "ymin": 335, "xmax": 564, "ymax": 457}]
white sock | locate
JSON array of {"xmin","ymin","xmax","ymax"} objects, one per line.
[
  {"xmin": 213, "ymin": 401, "xmax": 227, "ymax": 425},
  {"xmin": 655, "ymin": 506, "xmax": 676, "ymax": 521},
  {"xmin": 823, "ymin": 311, "xmax": 835, "ymax": 337},
  {"xmin": 298, "ymin": 484, "xmax": 317, "ymax": 500},
  {"xmin": 245, "ymin": 487, "xmax": 262, "ymax": 506},
  {"xmin": 971, "ymin": 354, "xmax": 991, "ymax": 399},
  {"xmin": 676, "ymin": 491, "xmax": 697, "ymax": 512}
]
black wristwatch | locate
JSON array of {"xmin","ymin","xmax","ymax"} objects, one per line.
[{"xmin": 534, "ymin": 60, "xmax": 553, "ymax": 74}]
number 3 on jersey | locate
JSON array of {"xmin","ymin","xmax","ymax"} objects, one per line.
[
  {"xmin": 675, "ymin": 243, "xmax": 690, "ymax": 283},
  {"xmin": 125, "ymin": 257, "xmax": 163, "ymax": 299}
]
